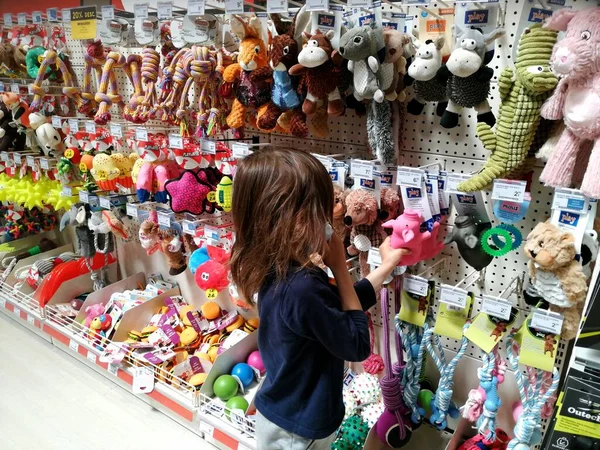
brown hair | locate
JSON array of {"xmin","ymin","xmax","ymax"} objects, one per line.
[{"xmin": 230, "ymin": 147, "xmax": 334, "ymax": 301}]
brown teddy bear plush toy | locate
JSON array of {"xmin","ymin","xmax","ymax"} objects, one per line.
[{"xmin": 525, "ymin": 222, "xmax": 588, "ymax": 340}]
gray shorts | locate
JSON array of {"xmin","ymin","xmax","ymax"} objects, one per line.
[{"xmin": 255, "ymin": 412, "xmax": 335, "ymax": 450}]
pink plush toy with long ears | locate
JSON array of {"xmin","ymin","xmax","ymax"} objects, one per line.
[{"xmin": 539, "ymin": 8, "xmax": 600, "ymax": 198}]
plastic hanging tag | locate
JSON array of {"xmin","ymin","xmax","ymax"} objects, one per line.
[
  {"xmin": 513, "ymin": 1, "xmax": 566, "ymax": 60},
  {"xmin": 267, "ymin": 0, "xmax": 288, "ymax": 14},
  {"xmin": 426, "ymin": 173, "xmax": 441, "ymax": 223},
  {"xmin": 435, "ymin": 292, "xmax": 473, "ymax": 340},
  {"xmin": 519, "ymin": 311, "xmax": 561, "ymax": 372},
  {"xmin": 101, "ymin": 5, "xmax": 114, "ymax": 19},
  {"xmin": 182, "ymin": 14, "xmax": 218, "ymax": 44},
  {"xmin": 133, "ymin": 366, "xmax": 155, "ymax": 394},
  {"xmin": 306, "ymin": 0, "xmax": 330, "ymax": 13},
  {"xmin": 310, "ymin": 5, "xmax": 342, "ymax": 48},
  {"xmin": 399, "ymin": 176, "xmax": 434, "ymax": 231},
  {"xmin": 135, "ymin": 17, "xmax": 159, "ymax": 45},
  {"xmin": 417, "ymin": 6, "xmax": 455, "ymax": 59},
  {"xmin": 399, "ymin": 279, "xmax": 433, "ymax": 327},
  {"xmin": 187, "ymin": 0, "xmax": 205, "ymax": 16},
  {"xmin": 464, "ymin": 307, "xmax": 519, "ymax": 353},
  {"xmin": 493, "ymin": 193, "xmax": 530, "ymax": 225},
  {"xmin": 157, "ymin": 1, "xmax": 174, "ymax": 19}
]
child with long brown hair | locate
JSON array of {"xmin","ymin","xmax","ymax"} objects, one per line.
[{"xmin": 230, "ymin": 148, "xmax": 408, "ymax": 449}]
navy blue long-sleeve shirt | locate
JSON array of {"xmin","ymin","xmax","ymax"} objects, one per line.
[{"xmin": 255, "ymin": 266, "xmax": 376, "ymax": 439}]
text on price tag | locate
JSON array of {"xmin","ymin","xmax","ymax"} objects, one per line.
[
  {"xmin": 267, "ymin": 0, "xmax": 288, "ymax": 13},
  {"xmin": 79, "ymin": 190, "xmax": 90, "ymax": 203},
  {"xmin": 169, "ymin": 134, "xmax": 183, "ymax": 149},
  {"xmin": 445, "ymin": 174, "xmax": 469, "ymax": 193},
  {"xmin": 135, "ymin": 127, "xmax": 148, "ymax": 142},
  {"xmin": 68, "ymin": 118, "xmax": 79, "ymax": 131},
  {"xmin": 10, "ymin": 83, "xmax": 20, "ymax": 94},
  {"xmin": 306, "ymin": 0, "xmax": 330, "ymax": 11},
  {"xmin": 32, "ymin": 11, "xmax": 43, "ymax": 24},
  {"xmin": 157, "ymin": 212, "xmax": 172, "ymax": 227},
  {"xmin": 367, "ymin": 247, "xmax": 382, "ymax": 266},
  {"xmin": 87, "ymin": 351, "xmax": 97, "ymax": 364},
  {"xmin": 188, "ymin": 0, "xmax": 205, "ymax": 15},
  {"xmin": 134, "ymin": 3, "xmax": 149, "ymax": 18},
  {"xmin": 101, "ymin": 5, "xmax": 115, "ymax": 20},
  {"xmin": 492, "ymin": 179, "xmax": 526, "ymax": 203},
  {"xmin": 126, "ymin": 203, "xmax": 139, "ymax": 218},
  {"xmin": 17, "ymin": 13, "xmax": 26, "ymax": 26},
  {"xmin": 551, "ymin": 188, "xmax": 588, "ymax": 213},
  {"xmin": 351, "ymin": 160, "xmax": 374, "ymax": 179},
  {"xmin": 481, "ymin": 295, "xmax": 512, "ymax": 321},
  {"xmin": 531, "ymin": 309, "xmax": 564, "ymax": 335},
  {"xmin": 3, "ymin": 13, "xmax": 12, "ymax": 26},
  {"xmin": 52, "ymin": 116, "xmax": 62, "ymax": 128},
  {"xmin": 232, "ymin": 142, "xmax": 252, "ymax": 159},
  {"xmin": 85, "ymin": 121, "xmax": 96, "ymax": 134},
  {"xmin": 157, "ymin": 1, "xmax": 173, "ymax": 19},
  {"xmin": 440, "ymin": 285, "xmax": 468, "ymax": 309},
  {"xmin": 396, "ymin": 167, "xmax": 423, "ymax": 187},
  {"xmin": 99, "ymin": 197, "xmax": 111, "ymax": 209},
  {"xmin": 69, "ymin": 339, "xmax": 79, "ymax": 352},
  {"xmin": 14, "ymin": 307, "xmax": 21, "ymax": 317},
  {"xmin": 403, "ymin": 274, "xmax": 429, "ymax": 296},
  {"xmin": 47, "ymin": 8, "xmax": 59, "ymax": 22},
  {"xmin": 133, "ymin": 366, "xmax": 155, "ymax": 394},
  {"xmin": 40, "ymin": 158, "xmax": 50, "ymax": 170},
  {"xmin": 225, "ymin": 0, "xmax": 244, "ymax": 14},
  {"xmin": 201, "ymin": 139, "xmax": 216, "ymax": 154},
  {"xmin": 27, "ymin": 315, "xmax": 35, "ymax": 325},
  {"xmin": 26, "ymin": 156, "xmax": 36, "ymax": 167}
]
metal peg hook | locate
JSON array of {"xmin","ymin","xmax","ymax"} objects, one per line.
[{"xmin": 416, "ymin": 257, "xmax": 447, "ymax": 278}]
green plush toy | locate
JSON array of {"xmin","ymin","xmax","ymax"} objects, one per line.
[{"xmin": 458, "ymin": 25, "xmax": 559, "ymax": 192}]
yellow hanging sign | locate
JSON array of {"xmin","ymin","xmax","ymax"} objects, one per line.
[{"xmin": 70, "ymin": 7, "xmax": 97, "ymax": 40}]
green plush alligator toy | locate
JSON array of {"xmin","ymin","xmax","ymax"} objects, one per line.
[{"xmin": 458, "ymin": 24, "xmax": 558, "ymax": 192}]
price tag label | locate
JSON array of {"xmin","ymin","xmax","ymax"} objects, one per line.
[
  {"xmin": 367, "ymin": 247, "xmax": 382, "ymax": 266},
  {"xmin": 267, "ymin": 0, "xmax": 289, "ymax": 13},
  {"xmin": 348, "ymin": 0, "xmax": 370, "ymax": 6},
  {"xmin": 204, "ymin": 225, "xmax": 221, "ymax": 241},
  {"xmin": 32, "ymin": 11, "xmax": 43, "ymax": 24},
  {"xmin": 199, "ymin": 421, "xmax": 215, "ymax": 437},
  {"xmin": 201, "ymin": 139, "xmax": 216, "ymax": 154},
  {"xmin": 68, "ymin": 118, "xmax": 79, "ymax": 131},
  {"xmin": 3, "ymin": 13, "xmax": 12, "ymax": 26},
  {"xmin": 126, "ymin": 203, "xmax": 139, "ymax": 218},
  {"xmin": 101, "ymin": 5, "xmax": 114, "ymax": 19},
  {"xmin": 182, "ymin": 220, "xmax": 198, "ymax": 234},
  {"xmin": 134, "ymin": 3, "xmax": 149, "ymax": 18},
  {"xmin": 403, "ymin": 274, "xmax": 429, "ymax": 297},
  {"xmin": 10, "ymin": 83, "xmax": 20, "ymax": 94},
  {"xmin": 40, "ymin": 158, "xmax": 50, "ymax": 170},
  {"xmin": 306, "ymin": 0, "xmax": 329, "ymax": 11},
  {"xmin": 87, "ymin": 351, "xmax": 97, "ymax": 364},
  {"xmin": 51, "ymin": 116, "xmax": 62, "ymax": 128},
  {"xmin": 69, "ymin": 339, "xmax": 79, "ymax": 352},
  {"xmin": 169, "ymin": 134, "xmax": 183, "ymax": 150},
  {"xmin": 552, "ymin": 188, "xmax": 588, "ymax": 213},
  {"xmin": 397, "ymin": 167, "xmax": 423, "ymax": 187},
  {"xmin": 157, "ymin": 212, "xmax": 171, "ymax": 227},
  {"xmin": 440, "ymin": 285, "xmax": 468, "ymax": 309},
  {"xmin": 110, "ymin": 123, "xmax": 123, "ymax": 138},
  {"xmin": 61, "ymin": 186, "xmax": 73, "ymax": 197},
  {"xmin": 136, "ymin": 127, "xmax": 148, "ymax": 142},
  {"xmin": 232, "ymin": 142, "xmax": 252, "ymax": 159},
  {"xmin": 445, "ymin": 174, "xmax": 469, "ymax": 193},
  {"xmin": 1, "ymin": 152, "xmax": 8, "ymax": 162},
  {"xmin": 27, "ymin": 315, "xmax": 35, "ymax": 325},
  {"xmin": 492, "ymin": 179, "xmax": 526, "ymax": 203},
  {"xmin": 0, "ymin": 82, "xmax": 4, "ymax": 92},
  {"xmin": 188, "ymin": 0, "xmax": 205, "ymax": 15},
  {"xmin": 225, "ymin": 0, "xmax": 244, "ymax": 14},
  {"xmin": 47, "ymin": 8, "xmax": 58, "ymax": 22},
  {"xmin": 481, "ymin": 295, "xmax": 512, "ymax": 321},
  {"xmin": 531, "ymin": 309, "xmax": 564, "ymax": 335},
  {"xmin": 99, "ymin": 196, "xmax": 111, "ymax": 209},
  {"xmin": 351, "ymin": 160, "xmax": 374, "ymax": 179},
  {"xmin": 157, "ymin": 1, "xmax": 173, "ymax": 19},
  {"xmin": 79, "ymin": 190, "xmax": 90, "ymax": 203},
  {"xmin": 107, "ymin": 363, "xmax": 119, "ymax": 376},
  {"xmin": 61, "ymin": 9, "xmax": 71, "ymax": 23},
  {"xmin": 85, "ymin": 120, "xmax": 96, "ymax": 134},
  {"xmin": 13, "ymin": 307, "xmax": 21, "ymax": 317},
  {"xmin": 0, "ymin": 298, "xmax": 5, "ymax": 308},
  {"xmin": 26, "ymin": 156, "xmax": 36, "ymax": 167},
  {"xmin": 133, "ymin": 366, "xmax": 155, "ymax": 394},
  {"xmin": 13, "ymin": 153, "xmax": 22, "ymax": 164},
  {"xmin": 17, "ymin": 13, "xmax": 27, "ymax": 26}
]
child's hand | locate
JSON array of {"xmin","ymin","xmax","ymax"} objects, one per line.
[
  {"xmin": 379, "ymin": 237, "xmax": 411, "ymax": 270},
  {"xmin": 323, "ymin": 233, "xmax": 347, "ymax": 272}
]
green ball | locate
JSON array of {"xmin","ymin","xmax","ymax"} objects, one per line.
[
  {"xmin": 417, "ymin": 389, "xmax": 434, "ymax": 418},
  {"xmin": 225, "ymin": 396, "xmax": 249, "ymax": 418},
  {"xmin": 213, "ymin": 375, "xmax": 239, "ymax": 401}
]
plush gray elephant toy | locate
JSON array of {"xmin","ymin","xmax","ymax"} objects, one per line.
[
  {"xmin": 440, "ymin": 26, "xmax": 504, "ymax": 129},
  {"xmin": 444, "ymin": 215, "xmax": 493, "ymax": 270}
]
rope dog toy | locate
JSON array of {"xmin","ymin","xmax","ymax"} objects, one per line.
[
  {"xmin": 475, "ymin": 347, "xmax": 507, "ymax": 443},
  {"xmin": 123, "ymin": 54, "xmax": 144, "ymax": 123},
  {"xmin": 94, "ymin": 52, "xmax": 127, "ymax": 125},
  {"xmin": 362, "ymin": 312, "xmax": 384, "ymax": 375},
  {"xmin": 397, "ymin": 316, "xmax": 427, "ymax": 426},
  {"xmin": 137, "ymin": 46, "xmax": 160, "ymax": 121}
]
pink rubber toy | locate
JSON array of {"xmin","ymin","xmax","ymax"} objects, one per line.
[
  {"xmin": 539, "ymin": 8, "xmax": 600, "ymax": 198},
  {"xmin": 382, "ymin": 209, "xmax": 431, "ymax": 266}
]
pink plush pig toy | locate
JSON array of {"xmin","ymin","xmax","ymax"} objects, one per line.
[
  {"xmin": 539, "ymin": 8, "xmax": 600, "ymax": 198},
  {"xmin": 382, "ymin": 209, "xmax": 431, "ymax": 266}
]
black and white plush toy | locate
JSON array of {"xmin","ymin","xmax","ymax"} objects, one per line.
[{"xmin": 440, "ymin": 26, "xmax": 504, "ymax": 129}]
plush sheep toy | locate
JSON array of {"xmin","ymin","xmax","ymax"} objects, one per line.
[{"xmin": 440, "ymin": 26, "xmax": 505, "ymax": 129}]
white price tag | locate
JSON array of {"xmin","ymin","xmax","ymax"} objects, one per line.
[
  {"xmin": 351, "ymin": 160, "xmax": 374, "ymax": 179},
  {"xmin": 367, "ymin": 247, "xmax": 382, "ymax": 266},
  {"xmin": 156, "ymin": 1, "xmax": 173, "ymax": 19},
  {"xmin": 40, "ymin": 158, "xmax": 50, "ymax": 170},
  {"xmin": 481, "ymin": 295, "xmax": 511, "ymax": 321},
  {"xmin": 0, "ymin": 82, "xmax": 4, "ymax": 92},
  {"xmin": 13, "ymin": 307, "xmax": 21, "ymax": 317},
  {"xmin": 531, "ymin": 309, "xmax": 564, "ymax": 335},
  {"xmin": 232, "ymin": 142, "xmax": 252, "ymax": 159},
  {"xmin": 79, "ymin": 190, "xmax": 90, "ymax": 203},
  {"xmin": 183, "ymin": 220, "xmax": 198, "ymax": 234},
  {"xmin": 17, "ymin": 13, "xmax": 27, "ymax": 26},
  {"xmin": 61, "ymin": 186, "xmax": 73, "ymax": 197},
  {"xmin": 0, "ymin": 298, "xmax": 5, "ymax": 308},
  {"xmin": 201, "ymin": 139, "xmax": 216, "ymax": 154},
  {"xmin": 133, "ymin": 366, "xmax": 155, "ymax": 394},
  {"xmin": 225, "ymin": 0, "xmax": 244, "ymax": 14},
  {"xmin": 440, "ymin": 285, "xmax": 468, "ymax": 309},
  {"xmin": 101, "ymin": 5, "xmax": 115, "ymax": 20},
  {"xmin": 87, "ymin": 351, "xmax": 97, "ymax": 364},
  {"xmin": 134, "ymin": 3, "xmax": 149, "ymax": 19},
  {"xmin": 136, "ymin": 127, "xmax": 148, "ymax": 142},
  {"xmin": 26, "ymin": 156, "xmax": 36, "ymax": 167},
  {"xmin": 51, "ymin": 116, "xmax": 62, "ymax": 128},
  {"xmin": 107, "ymin": 363, "xmax": 119, "ymax": 376},
  {"xmin": 99, "ymin": 196, "xmax": 111, "ymax": 209},
  {"xmin": 27, "ymin": 315, "xmax": 35, "ymax": 325},
  {"xmin": 85, "ymin": 121, "xmax": 96, "ymax": 134},
  {"xmin": 551, "ymin": 188, "xmax": 588, "ymax": 213},
  {"xmin": 61, "ymin": 9, "xmax": 71, "ymax": 23},
  {"xmin": 267, "ymin": 0, "xmax": 289, "ymax": 13},
  {"xmin": 492, "ymin": 179, "xmax": 526, "ymax": 203},
  {"xmin": 1, "ymin": 152, "xmax": 8, "ymax": 162},
  {"xmin": 169, "ymin": 134, "xmax": 183, "ymax": 150},
  {"xmin": 10, "ymin": 83, "xmax": 20, "ymax": 94},
  {"xmin": 126, "ymin": 203, "xmax": 139, "ymax": 218},
  {"xmin": 188, "ymin": 0, "xmax": 206, "ymax": 15},
  {"xmin": 204, "ymin": 225, "xmax": 221, "ymax": 241},
  {"xmin": 403, "ymin": 274, "xmax": 429, "ymax": 296},
  {"xmin": 348, "ymin": 0, "xmax": 369, "ymax": 6},
  {"xmin": 3, "ymin": 13, "xmax": 12, "ymax": 26},
  {"xmin": 396, "ymin": 167, "xmax": 423, "ymax": 187},
  {"xmin": 69, "ymin": 339, "xmax": 79, "ymax": 352},
  {"xmin": 110, "ymin": 123, "xmax": 123, "ymax": 138},
  {"xmin": 68, "ymin": 118, "xmax": 79, "ymax": 131},
  {"xmin": 13, "ymin": 153, "xmax": 22, "ymax": 164},
  {"xmin": 157, "ymin": 212, "xmax": 171, "ymax": 227},
  {"xmin": 306, "ymin": 0, "xmax": 329, "ymax": 11},
  {"xmin": 199, "ymin": 421, "xmax": 215, "ymax": 437},
  {"xmin": 47, "ymin": 8, "xmax": 58, "ymax": 22},
  {"xmin": 32, "ymin": 11, "xmax": 43, "ymax": 24},
  {"xmin": 445, "ymin": 174, "xmax": 469, "ymax": 193}
]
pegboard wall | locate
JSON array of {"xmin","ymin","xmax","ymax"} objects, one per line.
[{"xmin": 50, "ymin": 0, "xmax": 598, "ymax": 443}]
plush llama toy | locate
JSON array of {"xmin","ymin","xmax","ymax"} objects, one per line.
[
  {"xmin": 538, "ymin": 8, "xmax": 600, "ymax": 199},
  {"xmin": 440, "ymin": 26, "xmax": 505, "ymax": 129},
  {"xmin": 458, "ymin": 25, "xmax": 559, "ymax": 192}
]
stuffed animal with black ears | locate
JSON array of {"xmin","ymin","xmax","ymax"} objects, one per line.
[{"xmin": 0, "ymin": 102, "xmax": 25, "ymax": 152}]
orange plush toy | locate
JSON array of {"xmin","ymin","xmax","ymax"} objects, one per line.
[{"xmin": 223, "ymin": 16, "xmax": 272, "ymax": 131}]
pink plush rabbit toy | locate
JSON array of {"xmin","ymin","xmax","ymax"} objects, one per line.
[{"xmin": 539, "ymin": 8, "xmax": 600, "ymax": 198}]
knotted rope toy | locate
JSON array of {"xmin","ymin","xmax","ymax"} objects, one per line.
[
  {"xmin": 506, "ymin": 331, "xmax": 560, "ymax": 450},
  {"xmin": 94, "ymin": 51, "xmax": 127, "ymax": 124},
  {"xmin": 136, "ymin": 46, "xmax": 161, "ymax": 121},
  {"xmin": 362, "ymin": 312, "xmax": 384, "ymax": 375},
  {"xmin": 424, "ymin": 323, "xmax": 470, "ymax": 430},
  {"xmin": 123, "ymin": 54, "xmax": 144, "ymax": 123}
]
